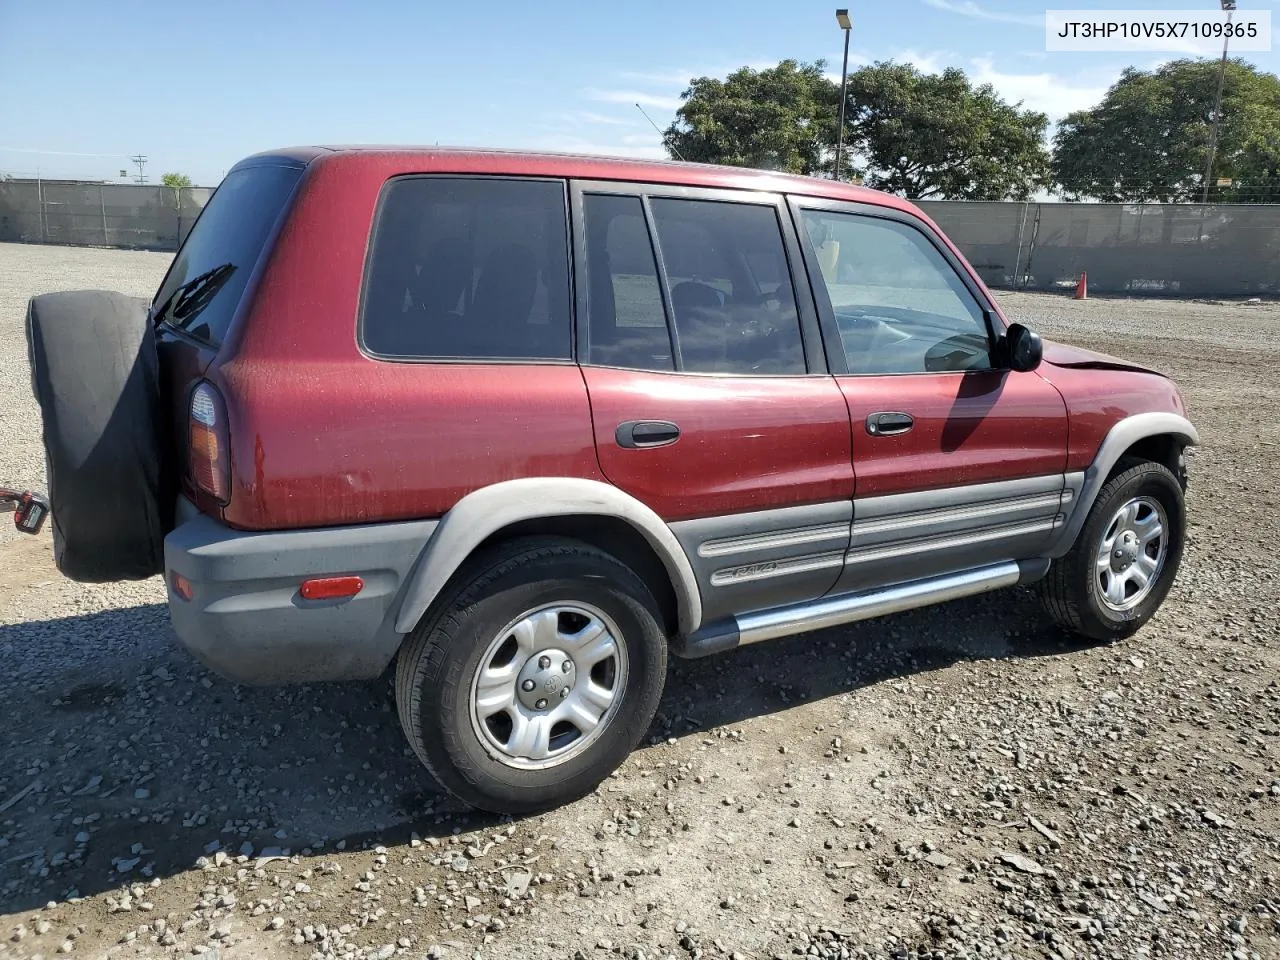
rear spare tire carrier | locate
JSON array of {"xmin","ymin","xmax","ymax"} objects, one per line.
[{"xmin": 26, "ymin": 290, "xmax": 175, "ymax": 582}]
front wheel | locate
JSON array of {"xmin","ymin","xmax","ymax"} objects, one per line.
[
  {"xmin": 395, "ymin": 536, "xmax": 668, "ymax": 813},
  {"xmin": 1037, "ymin": 460, "xmax": 1186, "ymax": 642}
]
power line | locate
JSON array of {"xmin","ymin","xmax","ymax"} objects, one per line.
[{"xmin": 129, "ymin": 154, "xmax": 148, "ymax": 185}]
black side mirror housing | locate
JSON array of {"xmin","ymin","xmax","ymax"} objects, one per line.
[{"xmin": 1003, "ymin": 323, "xmax": 1043, "ymax": 372}]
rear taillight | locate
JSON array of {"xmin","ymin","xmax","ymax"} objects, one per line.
[{"xmin": 189, "ymin": 381, "xmax": 230, "ymax": 504}]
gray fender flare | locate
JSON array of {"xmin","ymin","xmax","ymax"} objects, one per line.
[
  {"xmin": 393, "ymin": 478, "xmax": 703, "ymax": 636},
  {"xmin": 1047, "ymin": 411, "xmax": 1199, "ymax": 559}
]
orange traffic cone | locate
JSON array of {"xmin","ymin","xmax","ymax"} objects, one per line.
[{"xmin": 1073, "ymin": 272, "xmax": 1088, "ymax": 300}]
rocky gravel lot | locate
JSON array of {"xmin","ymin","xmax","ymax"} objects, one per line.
[{"xmin": 1, "ymin": 241, "xmax": 1278, "ymax": 960}]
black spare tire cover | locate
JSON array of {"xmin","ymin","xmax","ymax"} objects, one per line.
[{"xmin": 26, "ymin": 290, "xmax": 173, "ymax": 582}]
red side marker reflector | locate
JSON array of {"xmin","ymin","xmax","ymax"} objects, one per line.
[
  {"xmin": 300, "ymin": 576, "xmax": 365, "ymax": 600},
  {"xmin": 171, "ymin": 572, "xmax": 194, "ymax": 602}
]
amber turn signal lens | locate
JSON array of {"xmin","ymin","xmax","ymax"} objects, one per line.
[{"xmin": 171, "ymin": 572, "xmax": 194, "ymax": 602}]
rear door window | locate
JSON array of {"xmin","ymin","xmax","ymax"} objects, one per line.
[
  {"xmin": 648, "ymin": 198, "xmax": 806, "ymax": 375},
  {"xmin": 152, "ymin": 163, "xmax": 302, "ymax": 346},
  {"xmin": 582, "ymin": 194, "xmax": 674, "ymax": 370},
  {"xmin": 361, "ymin": 177, "xmax": 572, "ymax": 361}
]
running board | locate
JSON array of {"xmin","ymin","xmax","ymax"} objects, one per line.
[{"xmin": 673, "ymin": 561, "xmax": 1025, "ymax": 659}]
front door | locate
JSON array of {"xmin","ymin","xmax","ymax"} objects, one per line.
[
  {"xmin": 572, "ymin": 182, "xmax": 854, "ymax": 623},
  {"xmin": 790, "ymin": 199, "xmax": 1071, "ymax": 592}
]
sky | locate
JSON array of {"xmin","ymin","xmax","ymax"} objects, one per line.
[{"xmin": 2, "ymin": 0, "xmax": 1279, "ymax": 186}]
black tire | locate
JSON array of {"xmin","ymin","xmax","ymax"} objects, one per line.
[
  {"xmin": 26, "ymin": 291, "xmax": 173, "ymax": 582},
  {"xmin": 395, "ymin": 536, "xmax": 668, "ymax": 814},
  {"xmin": 1037, "ymin": 460, "xmax": 1185, "ymax": 642}
]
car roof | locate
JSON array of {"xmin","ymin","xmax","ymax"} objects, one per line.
[{"xmin": 235, "ymin": 145, "xmax": 921, "ymax": 215}]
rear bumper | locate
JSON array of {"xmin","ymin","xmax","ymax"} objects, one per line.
[{"xmin": 163, "ymin": 499, "xmax": 437, "ymax": 685}]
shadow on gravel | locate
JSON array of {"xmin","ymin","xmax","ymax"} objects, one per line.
[
  {"xmin": 0, "ymin": 587, "xmax": 1100, "ymax": 913},
  {"xmin": 653, "ymin": 585, "xmax": 1102, "ymax": 737}
]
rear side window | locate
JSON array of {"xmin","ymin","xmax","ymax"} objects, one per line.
[
  {"xmin": 152, "ymin": 163, "xmax": 302, "ymax": 346},
  {"xmin": 362, "ymin": 177, "xmax": 572, "ymax": 361},
  {"xmin": 582, "ymin": 194, "xmax": 673, "ymax": 371},
  {"xmin": 649, "ymin": 198, "xmax": 805, "ymax": 375},
  {"xmin": 582, "ymin": 194, "xmax": 807, "ymax": 375}
]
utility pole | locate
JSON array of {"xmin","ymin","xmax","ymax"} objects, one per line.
[
  {"xmin": 1202, "ymin": 0, "xmax": 1236, "ymax": 204},
  {"xmin": 835, "ymin": 9, "xmax": 853, "ymax": 181},
  {"xmin": 129, "ymin": 154, "xmax": 149, "ymax": 185}
]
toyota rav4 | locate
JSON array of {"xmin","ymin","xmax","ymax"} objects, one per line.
[{"xmin": 26, "ymin": 147, "xmax": 1198, "ymax": 813}]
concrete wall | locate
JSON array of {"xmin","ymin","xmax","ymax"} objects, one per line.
[
  {"xmin": 0, "ymin": 181, "xmax": 212, "ymax": 251},
  {"xmin": 3, "ymin": 181, "xmax": 1278, "ymax": 297},
  {"xmin": 917, "ymin": 200, "xmax": 1280, "ymax": 297}
]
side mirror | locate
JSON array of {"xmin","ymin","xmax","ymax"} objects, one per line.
[{"xmin": 1004, "ymin": 323, "xmax": 1043, "ymax": 373}]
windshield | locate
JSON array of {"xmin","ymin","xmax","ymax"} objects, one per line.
[{"xmin": 152, "ymin": 163, "xmax": 303, "ymax": 346}]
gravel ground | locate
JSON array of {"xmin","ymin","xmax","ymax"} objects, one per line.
[{"xmin": 1, "ymin": 242, "xmax": 1278, "ymax": 960}]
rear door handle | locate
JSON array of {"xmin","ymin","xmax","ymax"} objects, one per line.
[
  {"xmin": 616, "ymin": 420, "xmax": 681, "ymax": 449},
  {"xmin": 866, "ymin": 412, "xmax": 914, "ymax": 437}
]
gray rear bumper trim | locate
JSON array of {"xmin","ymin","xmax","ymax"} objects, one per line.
[{"xmin": 164, "ymin": 501, "xmax": 437, "ymax": 685}]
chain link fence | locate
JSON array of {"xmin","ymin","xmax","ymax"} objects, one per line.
[
  {"xmin": 3, "ymin": 181, "xmax": 1279, "ymax": 297},
  {"xmin": 917, "ymin": 200, "xmax": 1280, "ymax": 297},
  {"xmin": 0, "ymin": 181, "xmax": 212, "ymax": 251}
]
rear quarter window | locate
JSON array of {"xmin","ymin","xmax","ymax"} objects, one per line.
[
  {"xmin": 360, "ymin": 177, "xmax": 573, "ymax": 361},
  {"xmin": 151, "ymin": 163, "xmax": 303, "ymax": 347}
]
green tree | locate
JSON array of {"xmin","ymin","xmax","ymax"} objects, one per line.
[
  {"xmin": 663, "ymin": 60, "xmax": 840, "ymax": 176},
  {"xmin": 1053, "ymin": 59, "xmax": 1280, "ymax": 203},
  {"xmin": 161, "ymin": 172, "xmax": 193, "ymax": 189},
  {"xmin": 842, "ymin": 62, "xmax": 1050, "ymax": 200}
]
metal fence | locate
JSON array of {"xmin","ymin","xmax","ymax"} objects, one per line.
[
  {"xmin": 0, "ymin": 181, "xmax": 212, "ymax": 251},
  {"xmin": 3, "ymin": 180, "xmax": 1279, "ymax": 297},
  {"xmin": 917, "ymin": 200, "xmax": 1280, "ymax": 297}
]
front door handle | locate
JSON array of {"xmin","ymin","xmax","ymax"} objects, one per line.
[
  {"xmin": 616, "ymin": 420, "xmax": 681, "ymax": 449},
  {"xmin": 866, "ymin": 412, "xmax": 914, "ymax": 437}
]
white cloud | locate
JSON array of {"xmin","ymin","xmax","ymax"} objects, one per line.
[
  {"xmin": 585, "ymin": 89, "xmax": 683, "ymax": 112},
  {"xmin": 922, "ymin": 0, "xmax": 1043, "ymax": 27},
  {"xmin": 827, "ymin": 46, "xmax": 1107, "ymax": 119},
  {"xmin": 824, "ymin": 48, "xmax": 950, "ymax": 85},
  {"xmin": 888, "ymin": 48, "xmax": 951, "ymax": 75},
  {"xmin": 968, "ymin": 57, "xmax": 1108, "ymax": 119},
  {"xmin": 620, "ymin": 61, "xmax": 780, "ymax": 86}
]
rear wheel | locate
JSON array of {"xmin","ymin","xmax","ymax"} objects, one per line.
[
  {"xmin": 1037, "ymin": 460, "xmax": 1185, "ymax": 641},
  {"xmin": 395, "ymin": 536, "xmax": 667, "ymax": 813}
]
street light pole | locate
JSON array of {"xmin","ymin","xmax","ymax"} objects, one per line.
[
  {"xmin": 1202, "ymin": 0, "xmax": 1236, "ymax": 204},
  {"xmin": 835, "ymin": 9, "xmax": 852, "ymax": 181}
]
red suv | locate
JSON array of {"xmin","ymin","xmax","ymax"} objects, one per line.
[{"xmin": 26, "ymin": 147, "xmax": 1198, "ymax": 813}]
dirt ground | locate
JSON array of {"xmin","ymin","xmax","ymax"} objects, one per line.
[{"xmin": 0, "ymin": 243, "xmax": 1277, "ymax": 960}]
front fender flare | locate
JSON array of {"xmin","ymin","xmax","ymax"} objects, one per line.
[
  {"xmin": 1048, "ymin": 411, "xmax": 1200, "ymax": 559},
  {"xmin": 393, "ymin": 478, "xmax": 703, "ymax": 636}
]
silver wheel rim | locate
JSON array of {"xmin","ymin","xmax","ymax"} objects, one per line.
[
  {"xmin": 468, "ymin": 603, "xmax": 628, "ymax": 770},
  {"xmin": 1095, "ymin": 496, "xmax": 1168, "ymax": 612}
]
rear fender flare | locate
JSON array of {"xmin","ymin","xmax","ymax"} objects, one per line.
[
  {"xmin": 1048, "ymin": 411, "xmax": 1199, "ymax": 559},
  {"xmin": 393, "ymin": 478, "xmax": 702, "ymax": 636}
]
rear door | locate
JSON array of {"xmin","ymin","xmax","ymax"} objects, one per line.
[
  {"xmin": 789, "ymin": 198, "xmax": 1070, "ymax": 593},
  {"xmin": 571, "ymin": 182, "xmax": 854, "ymax": 623}
]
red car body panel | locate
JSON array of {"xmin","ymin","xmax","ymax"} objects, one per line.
[
  {"xmin": 1041, "ymin": 339, "xmax": 1165, "ymax": 377},
  {"xmin": 159, "ymin": 146, "xmax": 1181, "ymax": 532},
  {"xmin": 1039, "ymin": 364, "xmax": 1188, "ymax": 472},
  {"xmin": 837, "ymin": 370, "xmax": 1070, "ymax": 497},
  {"xmin": 216, "ymin": 361, "xmax": 602, "ymax": 530},
  {"xmin": 582, "ymin": 366, "xmax": 853, "ymax": 521}
]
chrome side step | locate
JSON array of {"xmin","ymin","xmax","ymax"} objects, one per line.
[{"xmin": 674, "ymin": 561, "xmax": 1025, "ymax": 659}]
